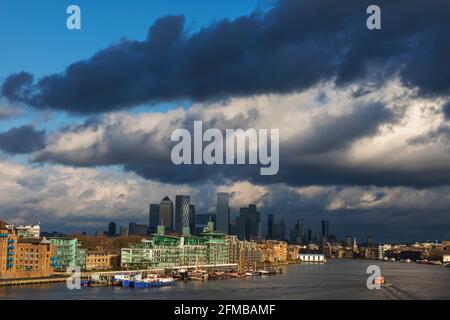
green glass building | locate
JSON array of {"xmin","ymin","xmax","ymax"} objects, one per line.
[
  {"xmin": 121, "ymin": 224, "xmax": 230, "ymax": 269},
  {"xmin": 48, "ymin": 238, "xmax": 86, "ymax": 271}
]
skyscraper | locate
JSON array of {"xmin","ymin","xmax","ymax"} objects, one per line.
[
  {"xmin": 236, "ymin": 204, "xmax": 261, "ymax": 240},
  {"xmin": 267, "ymin": 214, "xmax": 274, "ymax": 240},
  {"xmin": 290, "ymin": 219, "xmax": 303, "ymax": 244},
  {"xmin": 108, "ymin": 222, "xmax": 116, "ymax": 237},
  {"xmin": 149, "ymin": 204, "xmax": 160, "ymax": 234},
  {"xmin": 216, "ymin": 192, "xmax": 230, "ymax": 234},
  {"xmin": 189, "ymin": 204, "xmax": 196, "ymax": 236},
  {"xmin": 119, "ymin": 225, "xmax": 128, "ymax": 237},
  {"xmin": 321, "ymin": 220, "xmax": 326, "ymax": 238},
  {"xmin": 327, "ymin": 220, "xmax": 330, "ymax": 238},
  {"xmin": 345, "ymin": 236, "xmax": 353, "ymax": 248},
  {"xmin": 159, "ymin": 196, "xmax": 174, "ymax": 232},
  {"xmin": 321, "ymin": 220, "xmax": 329, "ymax": 239},
  {"xmin": 175, "ymin": 195, "xmax": 190, "ymax": 235},
  {"xmin": 272, "ymin": 219, "xmax": 285, "ymax": 241},
  {"xmin": 128, "ymin": 222, "xmax": 148, "ymax": 236},
  {"xmin": 299, "ymin": 218, "xmax": 304, "ymax": 241}
]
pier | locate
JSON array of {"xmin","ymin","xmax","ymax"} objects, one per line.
[{"xmin": 0, "ymin": 276, "xmax": 69, "ymax": 287}]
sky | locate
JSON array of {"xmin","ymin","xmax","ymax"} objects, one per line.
[{"xmin": 1, "ymin": 0, "xmax": 450, "ymax": 242}]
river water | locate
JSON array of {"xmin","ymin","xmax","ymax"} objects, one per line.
[{"xmin": 1, "ymin": 260, "xmax": 449, "ymax": 300}]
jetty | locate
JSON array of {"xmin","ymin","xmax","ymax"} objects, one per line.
[{"xmin": 0, "ymin": 276, "xmax": 69, "ymax": 287}]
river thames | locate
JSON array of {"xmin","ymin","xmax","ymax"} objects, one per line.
[{"xmin": 1, "ymin": 260, "xmax": 449, "ymax": 300}]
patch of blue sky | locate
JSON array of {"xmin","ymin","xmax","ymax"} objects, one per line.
[{"xmin": 0, "ymin": 0, "xmax": 261, "ymax": 79}]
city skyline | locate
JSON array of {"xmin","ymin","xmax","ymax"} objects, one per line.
[
  {"xmin": 1, "ymin": 0, "xmax": 450, "ymax": 242},
  {"xmin": 9, "ymin": 191, "xmax": 442, "ymax": 245},
  {"xmin": 2, "ymin": 188, "xmax": 448, "ymax": 243}
]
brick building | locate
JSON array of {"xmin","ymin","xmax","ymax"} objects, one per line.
[
  {"xmin": 258, "ymin": 240, "xmax": 288, "ymax": 263},
  {"xmin": 1, "ymin": 220, "xmax": 55, "ymax": 279},
  {"xmin": 86, "ymin": 252, "xmax": 120, "ymax": 271}
]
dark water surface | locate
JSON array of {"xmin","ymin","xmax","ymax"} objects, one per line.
[{"xmin": 1, "ymin": 260, "xmax": 449, "ymax": 300}]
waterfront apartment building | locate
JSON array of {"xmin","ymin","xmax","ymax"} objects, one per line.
[
  {"xmin": 444, "ymin": 254, "xmax": 450, "ymax": 264},
  {"xmin": 216, "ymin": 192, "xmax": 230, "ymax": 234},
  {"xmin": 121, "ymin": 223, "xmax": 230, "ymax": 269},
  {"xmin": 1, "ymin": 221, "xmax": 56, "ymax": 279},
  {"xmin": 48, "ymin": 238, "xmax": 85, "ymax": 271},
  {"xmin": 201, "ymin": 228, "xmax": 229, "ymax": 265},
  {"xmin": 181, "ymin": 235, "xmax": 207, "ymax": 267},
  {"xmin": 226, "ymin": 236, "xmax": 264, "ymax": 271},
  {"xmin": 258, "ymin": 240, "xmax": 288, "ymax": 263},
  {"xmin": 121, "ymin": 235, "xmax": 182, "ymax": 269},
  {"xmin": 288, "ymin": 245, "xmax": 301, "ymax": 262},
  {"xmin": 5, "ymin": 224, "xmax": 41, "ymax": 239},
  {"xmin": 86, "ymin": 252, "xmax": 120, "ymax": 271}
]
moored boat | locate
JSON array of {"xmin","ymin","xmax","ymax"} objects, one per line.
[{"xmin": 133, "ymin": 274, "xmax": 175, "ymax": 288}]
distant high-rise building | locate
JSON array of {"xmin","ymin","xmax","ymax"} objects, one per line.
[
  {"xmin": 307, "ymin": 229, "xmax": 312, "ymax": 243},
  {"xmin": 321, "ymin": 220, "xmax": 329, "ymax": 240},
  {"xmin": 119, "ymin": 226, "xmax": 128, "ymax": 237},
  {"xmin": 175, "ymin": 195, "xmax": 190, "ymax": 235},
  {"xmin": 273, "ymin": 219, "xmax": 285, "ymax": 241},
  {"xmin": 236, "ymin": 204, "xmax": 261, "ymax": 240},
  {"xmin": 367, "ymin": 236, "xmax": 374, "ymax": 247},
  {"xmin": 189, "ymin": 204, "xmax": 196, "ymax": 236},
  {"xmin": 267, "ymin": 214, "xmax": 274, "ymax": 240},
  {"xmin": 290, "ymin": 219, "xmax": 303, "ymax": 244},
  {"xmin": 236, "ymin": 215, "xmax": 246, "ymax": 240},
  {"xmin": 149, "ymin": 204, "xmax": 160, "ymax": 234},
  {"xmin": 345, "ymin": 236, "xmax": 353, "ymax": 248},
  {"xmin": 159, "ymin": 196, "xmax": 174, "ymax": 232},
  {"xmin": 128, "ymin": 222, "xmax": 148, "ymax": 236},
  {"xmin": 299, "ymin": 218, "xmax": 304, "ymax": 240},
  {"xmin": 216, "ymin": 192, "xmax": 230, "ymax": 234},
  {"xmin": 108, "ymin": 222, "xmax": 116, "ymax": 237},
  {"xmin": 321, "ymin": 220, "xmax": 326, "ymax": 237}
]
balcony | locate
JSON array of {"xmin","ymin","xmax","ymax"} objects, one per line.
[
  {"xmin": 7, "ymin": 251, "xmax": 13, "ymax": 255},
  {"xmin": 7, "ymin": 263, "xmax": 13, "ymax": 268},
  {"xmin": 7, "ymin": 245, "xmax": 14, "ymax": 250},
  {"xmin": 50, "ymin": 257, "xmax": 58, "ymax": 261},
  {"xmin": 0, "ymin": 233, "xmax": 7, "ymax": 237},
  {"xmin": 8, "ymin": 239, "xmax": 14, "ymax": 243},
  {"xmin": 7, "ymin": 257, "xmax": 13, "ymax": 261}
]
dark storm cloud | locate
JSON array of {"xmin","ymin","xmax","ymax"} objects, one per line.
[
  {"xmin": 0, "ymin": 125, "xmax": 46, "ymax": 154},
  {"xmin": 34, "ymin": 101, "xmax": 435, "ymax": 188},
  {"xmin": 3, "ymin": 0, "xmax": 450, "ymax": 113},
  {"xmin": 289, "ymin": 103, "xmax": 392, "ymax": 154}
]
